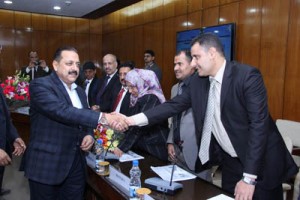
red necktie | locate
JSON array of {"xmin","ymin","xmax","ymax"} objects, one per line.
[{"xmin": 112, "ymin": 88, "xmax": 125, "ymax": 111}]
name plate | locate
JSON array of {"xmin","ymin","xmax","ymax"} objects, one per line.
[{"xmin": 108, "ymin": 165, "xmax": 130, "ymax": 193}]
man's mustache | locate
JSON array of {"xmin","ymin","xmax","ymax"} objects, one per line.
[{"xmin": 68, "ymin": 71, "xmax": 78, "ymax": 75}]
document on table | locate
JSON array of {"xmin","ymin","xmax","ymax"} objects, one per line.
[
  {"xmin": 150, "ymin": 165, "xmax": 196, "ymax": 182},
  {"xmin": 207, "ymin": 194, "xmax": 234, "ymax": 200},
  {"xmin": 103, "ymin": 151, "xmax": 144, "ymax": 162}
]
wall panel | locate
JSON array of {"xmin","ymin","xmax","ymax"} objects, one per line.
[
  {"xmin": 62, "ymin": 17, "xmax": 76, "ymax": 33},
  {"xmin": 0, "ymin": 29, "xmax": 15, "ymax": 77},
  {"xmin": 14, "ymin": 30, "xmax": 31, "ymax": 70},
  {"xmin": 219, "ymin": 2, "xmax": 239, "ymax": 24},
  {"xmin": 90, "ymin": 18, "xmax": 102, "ymax": 34},
  {"xmin": 284, "ymin": 0, "xmax": 300, "ymax": 121},
  {"xmin": 0, "ymin": 10, "xmax": 14, "ymax": 29},
  {"xmin": 203, "ymin": 0, "xmax": 219, "ymax": 9},
  {"xmin": 260, "ymin": 0, "xmax": 290, "ymax": 119},
  {"xmin": 47, "ymin": 15, "xmax": 62, "ymax": 32},
  {"xmin": 202, "ymin": 7, "xmax": 219, "ymax": 26},
  {"xmin": 32, "ymin": 31, "xmax": 49, "ymax": 65},
  {"xmin": 76, "ymin": 34, "xmax": 90, "ymax": 63},
  {"xmin": 32, "ymin": 14, "xmax": 47, "ymax": 31},
  {"xmin": 14, "ymin": 11, "xmax": 31, "ymax": 30},
  {"xmin": 188, "ymin": 0, "xmax": 202, "ymax": 13}
]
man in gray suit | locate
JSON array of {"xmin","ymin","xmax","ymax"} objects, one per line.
[{"xmin": 167, "ymin": 50, "xmax": 211, "ymax": 181}]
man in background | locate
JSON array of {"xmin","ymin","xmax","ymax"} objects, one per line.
[
  {"xmin": 111, "ymin": 61, "xmax": 134, "ymax": 115},
  {"xmin": 81, "ymin": 61, "xmax": 101, "ymax": 107},
  {"xmin": 21, "ymin": 51, "xmax": 51, "ymax": 81},
  {"xmin": 0, "ymin": 87, "xmax": 26, "ymax": 198},
  {"xmin": 144, "ymin": 49, "xmax": 162, "ymax": 82},
  {"xmin": 24, "ymin": 46, "xmax": 128, "ymax": 200},
  {"xmin": 94, "ymin": 54, "xmax": 121, "ymax": 112},
  {"xmin": 167, "ymin": 50, "xmax": 212, "ymax": 181}
]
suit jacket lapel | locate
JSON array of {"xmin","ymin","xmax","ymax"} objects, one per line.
[
  {"xmin": 50, "ymin": 73, "xmax": 73, "ymax": 105},
  {"xmin": 76, "ymin": 87, "xmax": 89, "ymax": 109},
  {"xmin": 221, "ymin": 61, "xmax": 233, "ymax": 109}
]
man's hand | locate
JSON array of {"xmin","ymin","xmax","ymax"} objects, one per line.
[
  {"xmin": 105, "ymin": 112, "xmax": 129, "ymax": 132},
  {"xmin": 39, "ymin": 60, "xmax": 47, "ymax": 68},
  {"xmin": 167, "ymin": 144, "xmax": 176, "ymax": 161},
  {"xmin": 0, "ymin": 149, "xmax": 11, "ymax": 166},
  {"xmin": 91, "ymin": 105, "xmax": 100, "ymax": 112},
  {"xmin": 28, "ymin": 61, "xmax": 35, "ymax": 69},
  {"xmin": 234, "ymin": 180, "xmax": 255, "ymax": 200},
  {"xmin": 113, "ymin": 147, "xmax": 123, "ymax": 157},
  {"xmin": 80, "ymin": 135, "xmax": 94, "ymax": 151},
  {"xmin": 13, "ymin": 138, "xmax": 26, "ymax": 156},
  {"xmin": 126, "ymin": 116, "xmax": 136, "ymax": 126}
]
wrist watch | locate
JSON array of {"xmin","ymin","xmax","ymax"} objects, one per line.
[
  {"xmin": 99, "ymin": 113, "xmax": 108, "ymax": 125},
  {"xmin": 242, "ymin": 176, "xmax": 257, "ymax": 185}
]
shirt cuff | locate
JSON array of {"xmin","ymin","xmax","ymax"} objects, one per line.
[
  {"xmin": 43, "ymin": 66, "xmax": 49, "ymax": 72},
  {"xmin": 243, "ymin": 172, "xmax": 257, "ymax": 180},
  {"xmin": 130, "ymin": 113, "xmax": 148, "ymax": 126},
  {"xmin": 25, "ymin": 67, "xmax": 31, "ymax": 73},
  {"xmin": 97, "ymin": 113, "xmax": 103, "ymax": 124}
]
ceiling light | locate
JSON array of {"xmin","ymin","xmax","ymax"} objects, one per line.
[
  {"xmin": 4, "ymin": 0, "xmax": 13, "ymax": 4},
  {"xmin": 53, "ymin": 6, "xmax": 61, "ymax": 10}
]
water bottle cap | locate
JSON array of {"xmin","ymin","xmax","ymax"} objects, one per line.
[
  {"xmin": 132, "ymin": 160, "xmax": 139, "ymax": 166},
  {"xmin": 97, "ymin": 139, "xmax": 103, "ymax": 144}
]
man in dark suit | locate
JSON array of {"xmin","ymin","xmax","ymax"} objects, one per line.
[
  {"xmin": 94, "ymin": 54, "xmax": 121, "ymax": 112},
  {"xmin": 111, "ymin": 61, "xmax": 135, "ymax": 115},
  {"xmin": 128, "ymin": 33, "xmax": 298, "ymax": 199},
  {"xmin": 0, "ymin": 87, "xmax": 26, "ymax": 197},
  {"xmin": 81, "ymin": 61, "xmax": 101, "ymax": 107},
  {"xmin": 167, "ymin": 50, "xmax": 211, "ymax": 181},
  {"xmin": 21, "ymin": 51, "xmax": 51, "ymax": 81},
  {"xmin": 23, "ymin": 46, "xmax": 128, "ymax": 200}
]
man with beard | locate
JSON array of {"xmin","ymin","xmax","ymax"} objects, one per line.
[{"xmin": 23, "ymin": 46, "xmax": 128, "ymax": 200}]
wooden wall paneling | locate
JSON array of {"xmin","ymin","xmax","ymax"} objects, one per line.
[
  {"xmin": 47, "ymin": 15, "xmax": 62, "ymax": 32},
  {"xmin": 153, "ymin": 0, "xmax": 164, "ymax": 21},
  {"xmin": 219, "ymin": 2, "xmax": 239, "ymax": 24},
  {"xmin": 236, "ymin": 0, "xmax": 262, "ymax": 65},
  {"xmin": 220, "ymin": 0, "xmax": 240, "ymax": 5},
  {"xmin": 111, "ymin": 31, "xmax": 121, "ymax": 59},
  {"xmin": 14, "ymin": 30, "xmax": 31, "ymax": 70},
  {"xmin": 112, "ymin": 11, "xmax": 121, "ymax": 32},
  {"xmin": 202, "ymin": 0, "xmax": 219, "ymax": 9},
  {"xmin": 143, "ymin": 21, "xmax": 164, "ymax": 69},
  {"xmin": 283, "ymin": 0, "xmax": 300, "ymax": 121},
  {"xmin": 118, "ymin": 7, "xmax": 128, "ymax": 30},
  {"xmin": 132, "ymin": 26, "xmax": 144, "ymax": 68},
  {"xmin": 32, "ymin": 14, "xmax": 47, "ymax": 31},
  {"xmin": 175, "ymin": 14, "xmax": 189, "ymax": 32},
  {"xmin": 132, "ymin": 1, "xmax": 144, "ymax": 26},
  {"xmin": 62, "ymin": 17, "xmax": 76, "ymax": 33},
  {"xmin": 76, "ymin": 18, "xmax": 90, "ymax": 34},
  {"xmin": 46, "ymin": 32, "xmax": 62, "ymax": 62},
  {"xmin": 174, "ymin": 0, "xmax": 188, "ymax": 17},
  {"xmin": 162, "ymin": 17, "xmax": 177, "ymax": 99},
  {"xmin": 143, "ymin": 0, "xmax": 154, "ymax": 24},
  {"xmin": 32, "ymin": 31, "xmax": 49, "ymax": 67},
  {"xmin": 123, "ymin": 5, "xmax": 134, "ymax": 28},
  {"xmin": 202, "ymin": 7, "xmax": 219, "ymax": 27},
  {"xmin": 102, "ymin": 14, "xmax": 114, "ymax": 34},
  {"xmin": 188, "ymin": 0, "xmax": 202, "ymax": 13},
  {"xmin": 14, "ymin": 11, "xmax": 31, "ymax": 30},
  {"xmin": 102, "ymin": 33, "xmax": 114, "ymax": 56},
  {"xmin": 90, "ymin": 18, "xmax": 102, "ymax": 34},
  {"xmin": 0, "ymin": 9, "xmax": 14, "ymax": 29},
  {"xmin": 61, "ymin": 32, "xmax": 76, "ymax": 47},
  {"xmin": 119, "ymin": 28, "xmax": 135, "ymax": 62},
  {"xmin": 259, "ymin": 0, "xmax": 290, "ymax": 120},
  {"xmin": 76, "ymin": 33, "xmax": 90, "ymax": 63},
  {"xmin": 187, "ymin": 11, "xmax": 202, "ymax": 30},
  {"xmin": 163, "ymin": 0, "xmax": 176, "ymax": 19},
  {"xmin": 0, "ymin": 29, "xmax": 15, "ymax": 79},
  {"xmin": 89, "ymin": 34, "xmax": 102, "ymax": 63}
]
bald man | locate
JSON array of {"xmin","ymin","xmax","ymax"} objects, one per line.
[{"xmin": 94, "ymin": 54, "xmax": 121, "ymax": 112}]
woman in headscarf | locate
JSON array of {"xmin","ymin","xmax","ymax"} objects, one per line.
[{"xmin": 113, "ymin": 69, "xmax": 168, "ymax": 161}]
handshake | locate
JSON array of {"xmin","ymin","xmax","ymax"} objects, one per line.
[{"xmin": 100, "ymin": 112, "xmax": 136, "ymax": 132}]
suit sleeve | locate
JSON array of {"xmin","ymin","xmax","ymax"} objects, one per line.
[
  {"xmin": 118, "ymin": 94, "xmax": 162, "ymax": 152},
  {"xmin": 29, "ymin": 78, "xmax": 100, "ymax": 128},
  {"xmin": 144, "ymin": 85, "xmax": 191, "ymax": 125},
  {"xmin": 240, "ymin": 68, "xmax": 270, "ymax": 175}
]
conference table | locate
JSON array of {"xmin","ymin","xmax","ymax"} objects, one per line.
[
  {"xmin": 85, "ymin": 151, "xmax": 232, "ymax": 200},
  {"xmin": 10, "ymin": 111, "xmax": 232, "ymax": 200}
]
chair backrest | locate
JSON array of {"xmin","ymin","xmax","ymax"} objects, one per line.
[{"xmin": 276, "ymin": 119, "xmax": 300, "ymax": 147}]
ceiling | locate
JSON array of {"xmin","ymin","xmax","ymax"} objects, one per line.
[{"xmin": 0, "ymin": 0, "xmax": 142, "ymax": 19}]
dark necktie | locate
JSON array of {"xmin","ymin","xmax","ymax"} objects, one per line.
[
  {"xmin": 112, "ymin": 88, "xmax": 125, "ymax": 111},
  {"xmin": 173, "ymin": 82, "xmax": 183, "ymax": 146},
  {"xmin": 96, "ymin": 75, "xmax": 110, "ymax": 105}
]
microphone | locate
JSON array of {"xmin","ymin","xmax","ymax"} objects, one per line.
[{"xmin": 169, "ymin": 162, "xmax": 176, "ymax": 186}]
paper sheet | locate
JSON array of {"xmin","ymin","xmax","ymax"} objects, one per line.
[
  {"xmin": 207, "ymin": 194, "xmax": 234, "ymax": 200},
  {"xmin": 150, "ymin": 165, "xmax": 196, "ymax": 182},
  {"xmin": 103, "ymin": 151, "xmax": 144, "ymax": 162}
]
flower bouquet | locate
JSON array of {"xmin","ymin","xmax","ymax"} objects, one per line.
[
  {"xmin": 0, "ymin": 70, "xmax": 30, "ymax": 109},
  {"xmin": 94, "ymin": 124, "xmax": 124, "ymax": 152}
]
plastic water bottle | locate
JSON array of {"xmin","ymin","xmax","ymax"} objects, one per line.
[
  {"xmin": 129, "ymin": 160, "xmax": 141, "ymax": 199},
  {"xmin": 94, "ymin": 139, "xmax": 104, "ymax": 173}
]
